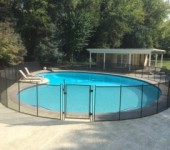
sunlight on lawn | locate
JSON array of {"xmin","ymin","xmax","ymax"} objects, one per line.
[{"xmin": 157, "ymin": 59, "xmax": 170, "ymax": 69}]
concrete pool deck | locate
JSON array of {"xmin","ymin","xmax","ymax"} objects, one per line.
[{"xmin": 0, "ymin": 103, "xmax": 170, "ymax": 150}]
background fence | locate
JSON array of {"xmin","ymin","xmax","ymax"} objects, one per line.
[{"xmin": 0, "ymin": 62, "xmax": 170, "ymax": 122}]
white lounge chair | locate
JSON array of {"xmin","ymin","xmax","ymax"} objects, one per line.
[
  {"xmin": 18, "ymin": 70, "xmax": 44, "ymax": 83},
  {"xmin": 24, "ymin": 67, "xmax": 38, "ymax": 77},
  {"xmin": 19, "ymin": 70, "xmax": 43, "ymax": 79}
]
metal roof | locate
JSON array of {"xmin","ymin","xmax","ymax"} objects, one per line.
[{"xmin": 87, "ymin": 48, "xmax": 166, "ymax": 54}]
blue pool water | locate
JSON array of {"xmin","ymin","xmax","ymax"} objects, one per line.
[
  {"xmin": 39, "ymin": 71, "xmax": 150, "ymax": 86},
  {"xmin": 19, "ymin": 72, "xmax": 160, "ymax": 113}
]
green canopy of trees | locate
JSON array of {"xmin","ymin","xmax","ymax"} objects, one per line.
[
  {"xmin": 122, "ymin": 0, "xmax": 169, "ymax": 48},
  {"xmin": 159, "ymin": 20, "xmax": 170, "ymax": 53},
  {"xmin": 0, "ymin": 0, "xmax": 26, "ymax": 66},
  {"xmin": 0, "ymin": 22, "xmax": 26, "ymax": 65},
  {"xmin": 0, "ymin": 0, "xmax": 170, "ymax": 65},
  {"xmin": 90, "ymin": 0, "xmax": 144, "ymax": 48}
]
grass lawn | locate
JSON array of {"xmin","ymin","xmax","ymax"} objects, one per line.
[{"xmin": 157, "ymin": 58, "xmax": 170, "ymax": 69}]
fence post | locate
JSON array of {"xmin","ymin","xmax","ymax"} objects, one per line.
[
  {"xmin": 15, "ymin": 66, "xmax": 17, "ymax": 81},
  {"xmin": 140, "ymin": 85, "xmax": 144, "ymax": 117},
  {"xmin": 148, "ymin": 67, "xmax": 149, "ymax": 79},
  {"xmin": 4, "ymin": 69, "xmax": 8, "ymax": 107},
  {"xmin": 63, "ymin": 80, "xmax": 66, "ymax": 120},
  {"xmin": 18, "ymin": 81, "xmax": 20, "ymax": 112},
  {"xmin": 92, "ymin": 86, "xmax": 96, "ymax": 122},
  {"xmin": 156, "ymin": 83, "xmax": 160, "ymax": 113},
  {"xmin": 60, "ymin": 84, "xmax": 62, "ymax": 120},
  {"xmin": 61, "ymin": 83, "xmax": 63, "ymax": 120},
  {"xmin": 154, "ymin": 67, "xmax": 156, "ymax": 81},
  {"xmin": 119, "ymin": 86, "xmax": 122, "ymax": 120},
  {"xmin": 36, "ymin": 83, "xmax": 39, "ymax": 116},
  {"xmin": 89, "ymin": 85, "xmax": 93, "ymax": 122},
  {"xmin": 141, "ymin": 68, "xmax": 143, "ymax": 78},
  {"xmin": 167, "ymin": 81, "xmax": 170, "ymax": 108},
  {"xmin": 93, "ymin": 86, "xmax": 96, "ymax": 122}
]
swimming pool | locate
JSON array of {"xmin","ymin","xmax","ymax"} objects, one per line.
[{"xmin": 19, "ymin": 71, "xmax": 160, "ymax": 116}]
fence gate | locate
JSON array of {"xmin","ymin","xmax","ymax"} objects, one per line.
[{"xmin": 64, "ymin": 84, "xmax": 92, "ymax": 120}]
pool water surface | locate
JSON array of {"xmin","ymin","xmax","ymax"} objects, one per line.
[{"xmin": 19, "ymin": 72, "xmax": 160, "ymax": 113}]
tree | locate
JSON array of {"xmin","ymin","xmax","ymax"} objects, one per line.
[
  {"xmin": 55, "ymin": 0, "xmax": 101, "ymax": 62},
  {"xmin": 158, "ymin": 20, "xmax": 170, "ymax": 54},
  {"xmin": 0, "ymin": 22, "xmax": 26, "ymax": 65},
  {"xmin": 13, "ymin": 0, "xmax": 53, "ymax": 60},
  {"xmin": 122, "ymin": 0, "xmax": 169, "ymax": 48},
  {"xmin": 1, "ymin": 0, "xmax": 168, "ymax": 65},
  {"xmin": 0, "ymin": 1, "xmax": 26, "ymax": 66},
  {"xmin": 0, "ymin": 0, "xmax": 13, "ymax": 21},
  {"xmin": 90, "ymin": 0, "xmax": 144, "ymax": 48},
  {"xmin": 35, "ymin": 25, "xmax": 60, "ymax": 66}
]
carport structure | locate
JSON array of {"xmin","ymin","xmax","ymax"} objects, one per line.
[{"xmin": 87, "ymin": 48, "xmax": 166, "ymax": 71}]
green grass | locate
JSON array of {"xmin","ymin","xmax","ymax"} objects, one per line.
[{"xmin": 157, "ymin": 58, "xmax": 170, "ymax": 69}]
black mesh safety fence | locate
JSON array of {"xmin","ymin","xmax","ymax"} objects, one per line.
[
  {"xmin": 0, "ymin": 63, "xmax": 170, "ymax": 122},
  {"xmin": 94, "ymin": 86, "xmax": 120, "ymax": 121},
  {"xmin": 64, "ymin": 84, "xmax": 92, "ymax": 120}
]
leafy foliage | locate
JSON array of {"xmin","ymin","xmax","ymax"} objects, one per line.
[
  {"xmin": 158, "ymin": 20, "xmax": 170, "ymax": 53},
  {"xmin": 0, "ymin": 1, "xmax": 26, "ymax": 66},
  {"xmin": 0, "ymin": 0, "xmax": 170, "ymax": 66},
  {"xmin": 91, "ymin": 0, "xmax": 144, "ymax": 48},
  {"xmin": 0, "ymin": 22, "xmax": 26, "ymax": 65},
  {"xmin": 122, "ymin": 0, "xmax": 169, "ymax": 48},
  {"xmin": 13, "ymin": 0, "xmax": 52, "ymax": 60},
  {"xmin": 55, "ymin": 0, "xmax": 100, "ymax": 62},
  {"xmin": 35, "ymin": 26, "xmax": 60, "ymax": 66}
]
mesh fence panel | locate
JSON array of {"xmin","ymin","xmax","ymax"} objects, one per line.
[
  {"xmin": 120, "ymin": 86, "xmax": 142, "ymax": 120},
  {"xmin": 0, "ymin": 62, "xmax": 170, "ymax": 122},
  {"xmin": 0, "ymin": 73, "xmax": 7, "ymax": 106},
  {"xmin": 19, "ymin": 82, "xmax": 38, "ymax": 116},
  {"xmin": 64, "ymin": 85, "xmax": 91, "ymax": 119},
  {"xmin": 37, "ymin": 84, "xmax": 61, "ymax": 119},
  {"xmin": 158, "ymin": 82, "xmax": 169, "ymax": 112},
  {"xmin": 94, "ymin": 86, "xmax": 120, "ymax": 121},
  {"xmin": 141, "ymin": 84, "xmax": 158, "ymax": 117}
]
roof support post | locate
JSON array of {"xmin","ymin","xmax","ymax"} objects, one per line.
[
  {"xmin": 103, "ymin": 53, "xmax": 106, "ymax": 70},
  {"xmin": 161, "ymin": 53, "xmax": 163, "ymax": 68},
  {"xmin": 149, "ymin": 53, "xmax": 151, "ymax": 67},
  {"xmin": 89, "ymin": 52, "xmax": 92, "ymax": 69},
  {"xmin": 129, "ymin": 53, "xmax": 131, "ymax": 71}
]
